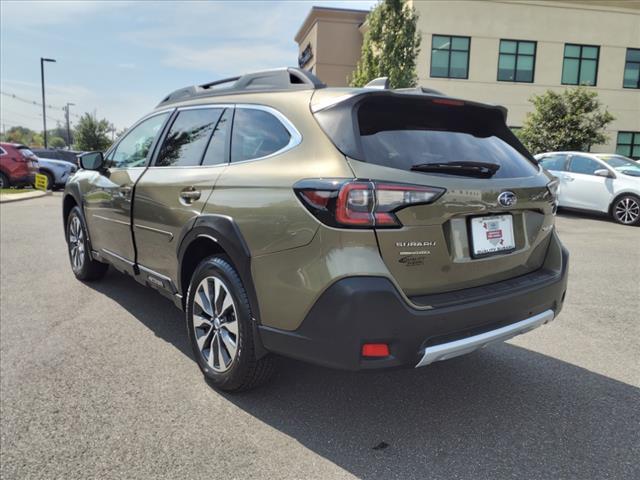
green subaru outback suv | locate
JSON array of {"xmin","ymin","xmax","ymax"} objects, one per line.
[{"xmin": 63, "ymin": 68, "xmax": 568, "ymax": 391}]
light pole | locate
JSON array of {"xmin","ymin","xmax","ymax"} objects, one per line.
[
  {"xmin": 40, "ymin": 57, "xmax": 56, "ymax": 148},
  {"xmin": 64, "ymin": 102, "xmax": 75, "ymax": 147}
]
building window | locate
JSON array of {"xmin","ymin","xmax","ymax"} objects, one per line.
[
  {"xmin": 561, "ymin": 44, "xmax": 599, "ymax": 86},
  {"xmin": 431, "ymin": 35, "xmax": 470, "ymax": 79},
  {"xmin": 498, "ymin": 40, "xmax": 536, "ymax": 82},
  {"xmin": 616, "ymin": 132, "xmax": 640, "ymax": 160},
  {"xmin": 623, "ymin": 48, "xmax": 640, "ymax": 89}
]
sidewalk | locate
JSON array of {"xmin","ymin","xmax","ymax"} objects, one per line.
[{"xmin": 0, "ymin": 190, "xmax": 51, "ymax": 204}]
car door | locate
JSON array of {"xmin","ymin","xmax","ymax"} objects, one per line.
[
  {"xmin": 133, "ymin": 106, "xmax": 232, "ymax": 289},
  {"xmin": 83, "ymin": 112, "xmax": 171, "ymax": 270},
  {"xmin": 562, "ymin": 154, "xmax": 614, "ymax": 212}
]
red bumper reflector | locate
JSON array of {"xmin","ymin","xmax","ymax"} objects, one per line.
[{"xmin": 362, "ymin": 343, "xmax": 390, "ymax": 357}]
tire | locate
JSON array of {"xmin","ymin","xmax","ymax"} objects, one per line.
[
  {"xmin": 43, "ymin": 171, "xmax": 54, "ymax": 191},
  {"xmin": 66, "ymin": 206, "xmax": 109, "ymax": 281},
  {"xmin": 611, "ymin": 195, "xmax": 640, "ymax": 226},
  {"xmin": 0, "ymin": 172, "xmax": 9, "ymax": 189},
  {"xmin": 186, "ymin": 256, "xmax": 275, "ymax": 392}
]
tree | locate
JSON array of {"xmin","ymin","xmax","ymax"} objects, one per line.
[
  {"xmin": 350, "ymin": 0, "xmax": 421, "ymax": 88},
  {"xmin": 74, "ymin": 113, "xmax": 112, "ymax": 151},
  {"xmin": 2, "ymin": 126, "xmax": 38, "ymax": 145},
  {"xmin": 49, "ymin": 136, "xmax": 66, "ymax": 148},
  {"xmin": 519, "ymin": 87, "xmax": 614, "ymax": 154}
]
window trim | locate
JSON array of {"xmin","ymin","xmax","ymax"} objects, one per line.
[
  {"xmin": 623, "ymin": 48, "xmax": 640, "ymax": 89},
  {"xmin": 497, "ymin": 39, "xmax": 537, "ymax": 83},
  {"xmin": 616, "ymin": 131, "xmax": 640, "ymax": 160},
  {"xmin": 561, "ymin": 43, "xmax": 600, "ymax": 86},
  {"xmin": 430, "ymin": 34, "xmax": 471, "ymax": 80},
  {"xmin": 143, "ymin": 103, "xmax": 302, "ymax": 168}
]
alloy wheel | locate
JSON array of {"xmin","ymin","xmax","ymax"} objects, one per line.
[
  {"xmin": 614, "ymin": 197, "xmax": 640, "ymax": 225},
  {"xmin": 192, "ymin": 276, "xmax": 239, "ymax": 372},
  {"xmin": 68, "ymin": 215, "xmax": 85, "ymax": 273}
]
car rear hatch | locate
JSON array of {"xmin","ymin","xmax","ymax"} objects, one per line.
[{"xmin": 312, "ymin": 90, "xmax": 557, "ymax": 298}]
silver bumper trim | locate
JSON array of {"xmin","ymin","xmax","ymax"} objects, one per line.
[{"xmin": 415, "ymin": 309, "xmax": 555, "ymax": 368}]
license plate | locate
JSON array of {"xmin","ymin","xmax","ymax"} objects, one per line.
[{"xmin": 470, "ymin": 214, "xmax": 515, "ymax": 257}]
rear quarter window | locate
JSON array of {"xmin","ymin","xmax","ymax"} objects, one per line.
[{"xmin": 231, "ymin": 108, "xmax": 291, "ymax": 162}]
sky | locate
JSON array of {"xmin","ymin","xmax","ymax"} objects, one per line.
[{"xmin": 0, "ymin": 0, "xmax": 376, "ymax": 133}]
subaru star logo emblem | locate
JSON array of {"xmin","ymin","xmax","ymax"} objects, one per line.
[{"xmin": 498, "ymin": 191, "xmax": 517, "ymax": 208}]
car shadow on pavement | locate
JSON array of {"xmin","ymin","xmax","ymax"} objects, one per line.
[
  {"xmin": 90, "ymin": 270, "xmax": 640, "ymax": 480},
  {"xmin": 556, "ymin": 208, "xmax": 612, "ymax": 224}
]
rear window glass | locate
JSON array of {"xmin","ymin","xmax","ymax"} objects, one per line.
[
  {"xmin": 357, "ymin": 98, "xmax": 538, "ymax": 179},
  {"xmin": 17, "ymin": 147, "xmax": 36, "ymax": 159},
  {"xmin": 539, "ymin": 155, "xmax": 568, "ymax": 171}
]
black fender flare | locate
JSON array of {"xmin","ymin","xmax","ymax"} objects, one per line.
[
  {"xmin": 176, "ymin": 214, "xmax": 268, "ymax": 358},
  {"xmin": 62, "ymin": 184, "xmax": 87, "ymax": 239},
  {"xmin": 176, "ymin": 214, "xmax": 260, "ymax": 322}
]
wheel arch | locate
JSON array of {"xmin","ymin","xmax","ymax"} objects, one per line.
[
  {"xmin": 177, "ymin": 215, "xmax": 257, "ymax": 317},
  {"xmin": 177, "ymin": 214, "xmax": 267, "ymax": 358},
  {"xmin": 62, "ymin": 193, "xmax": 79, "ymax": 230},
  {"xmin": 609, "ymin": 191, "xmax": 640, "ymax": 214}
]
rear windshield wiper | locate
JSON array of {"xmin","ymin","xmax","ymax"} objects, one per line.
[{"xmin": 410, "ymin": 161, "xmax": 500, "ymax": 178}]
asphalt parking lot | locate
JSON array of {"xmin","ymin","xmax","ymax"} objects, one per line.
[{"xmin": 1, "ymin": 193, "xmax": 639, "ymax": 480}]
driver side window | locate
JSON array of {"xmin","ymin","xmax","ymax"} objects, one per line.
[{"xmin": 109, "ymin": 113, "xmax": 169, "ymax": 168}]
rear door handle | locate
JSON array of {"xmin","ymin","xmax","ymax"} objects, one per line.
[
  {"xmin": 180, "ymin": 188, "xmax": 201, "ymax": 203},
  {"xmin": 562, "ymin": 175, "xmax": 574, "ymax": 182},
  {"xmin": 119, "ymin": 185, "xmax": 132, "ymax": 196}
]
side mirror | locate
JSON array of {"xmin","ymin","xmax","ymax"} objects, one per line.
[
  {"xmin": 79, "ymin": 151, "xmax": 105, "ymax": 171},
  {"xmin": 594, "ymin": 168, "xmax": 612, "ymax": 178}
]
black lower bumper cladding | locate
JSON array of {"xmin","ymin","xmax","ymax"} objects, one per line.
[{"xmin": 259, "ymin": 248, "xmax": 569, "ymax": 371}]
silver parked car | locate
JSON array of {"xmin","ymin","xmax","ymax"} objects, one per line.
[
  {"xmin": 535, "ymin": 152, "xmax": 640, "ymax": 225},
  {"xmin": 36, "ymin": 157, "xmax": 78, "ymax": 190}
]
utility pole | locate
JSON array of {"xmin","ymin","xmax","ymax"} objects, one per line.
[
  {"xmin": 64, "ymin": 102, "xmax": 75, "ymax": 147},
  {"xmin": 40, "ymin": 57, "xmax": 56, "ymax": 148}
]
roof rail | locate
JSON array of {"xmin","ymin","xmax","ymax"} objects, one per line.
[{"xmin": 157, "ymin": 67, "xmax": 326, "ymax": 107}]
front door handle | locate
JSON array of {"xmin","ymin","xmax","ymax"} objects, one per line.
[
  {"xmin": 562, "ymin": 175, "xmax": 575, "ymax": 182},
  {"xmin": 180, "ymin": 188, "xmax": 201, "ymax": 203}
]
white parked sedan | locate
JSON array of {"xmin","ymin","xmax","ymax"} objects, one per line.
[{"xmin": 535, "ymin": 152, "xmax": 640, "ymax": 226}]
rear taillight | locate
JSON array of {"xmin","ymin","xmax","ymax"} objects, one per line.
[{"xmin": 295, "ymin": 179, "xmax": 444, "ymax": 228}]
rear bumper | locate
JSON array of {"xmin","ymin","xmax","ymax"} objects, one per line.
[{"xmin": 259, "ymin": 246, "xmax": 569, "ymax": 371}]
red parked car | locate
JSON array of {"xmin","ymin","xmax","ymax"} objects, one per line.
[{"xmin": 0, "ymin": 142, "xmax": 40, "ymax": 188}]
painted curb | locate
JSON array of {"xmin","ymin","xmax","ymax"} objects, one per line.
[{"xmin": 0, "ymin": 190, "xmax": 52, "ymax": 204}]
